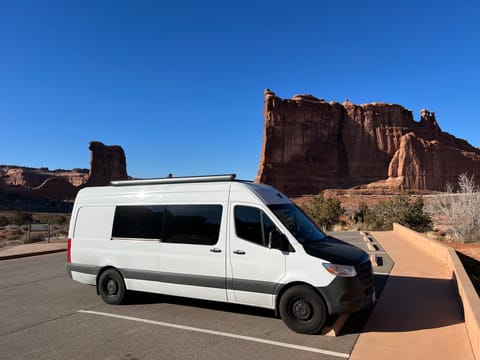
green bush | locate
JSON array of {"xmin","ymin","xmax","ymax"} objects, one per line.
[
  {"xmin": 301, "ymin": 194, "xmax": 344, "ymax": 230},
  {"xmin": 50, "ymin": 215, "xmax": 67, "ymax": 225},
  {"xmin": 359, "ymin": 194, "xmax": 432, "ymax": 232},
  {"xmin": 9, "ymin": 212, "xmax": 34, "ymax": 226},
  {"xmin": 22, "ymin": 232, "xmax": 45, "ymax": 244},
  {"xmin": 353, "ymin": 202, "xmax": 368, "ymax": 224},
  {"xmin": 0, "ymin": 216, "xmax": 9, "ymax": 226}
]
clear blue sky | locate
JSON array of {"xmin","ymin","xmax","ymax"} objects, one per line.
[{"xmin": 1, "ymin": 0, "xmax": 479, "ymax": 180}]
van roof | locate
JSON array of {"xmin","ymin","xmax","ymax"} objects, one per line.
[
  {"xmin": 110, "ymin": 174, "xmax": 238, "ymax": 186},
  {"xmin": 75, "ymin": 174, "xmax": 291, "ymax": 206}
]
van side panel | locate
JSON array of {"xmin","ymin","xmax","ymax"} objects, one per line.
[
  {"xmin": 69, "ymin": 184, "xmax": 230, "ymax": 303},
  {"xmin": 74, "ymin": 206, "xmax": 114, "ymax": 240},
  {"xmin": 70, "ymin": 205, "xmax": 115, "ymax": 284}
]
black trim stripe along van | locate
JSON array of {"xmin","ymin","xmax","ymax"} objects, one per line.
[{"xmin": 67, "ymin": 174, "xmax": 374, "ymax": 334}]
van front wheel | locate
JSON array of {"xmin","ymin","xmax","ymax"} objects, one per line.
[
  {"xmin": 279, "ymin": 285, "xmax": 327, "ymax": 334},
  {"xmin": 98, "ymin": 269, "xmax": 126, "ymax": 305}
]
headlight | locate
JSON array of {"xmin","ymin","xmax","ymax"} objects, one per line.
[{"xmin": 322, "ymin": 263, "xmax": 357, "ymax": 277}]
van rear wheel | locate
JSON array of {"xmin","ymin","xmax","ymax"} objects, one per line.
[
  {"xmin": 98, "ymin": 269, "xmax": 126, "ymax": 305},
  {"xmin": 279, "ymin": 285, "xmax": 327, "ymax": 334}
]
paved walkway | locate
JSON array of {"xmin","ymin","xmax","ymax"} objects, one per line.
[
  {"xmin": 351, "ymin": 231, "xmax": 475, "ymax": 360},
  {"xmin": 0, "ymin": 241, "xmax": 67, "ymax": 260}
]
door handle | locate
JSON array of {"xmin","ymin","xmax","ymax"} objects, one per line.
[
  {"xmin": 233, "ymin": 249, "xmax": 246, "ymax": 255},
  {"xmin": 210, "ymin": 248, "xmax": 222, "ymax": 253}
]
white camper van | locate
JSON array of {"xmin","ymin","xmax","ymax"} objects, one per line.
[{"xmin": 67, "ymin": 174, "xmax": 374, "ymax": 334}]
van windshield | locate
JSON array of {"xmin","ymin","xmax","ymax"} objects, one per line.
[{"xmin": 268, "ymin": 203, "xmax": 327, "ymax": 244}]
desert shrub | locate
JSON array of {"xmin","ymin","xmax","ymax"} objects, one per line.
[
  {"xmin": 301, "ymin": 194, "xmax": 344, "ymax": 230},
  {"xmin": 427, "ymin": 173, "xmax": 480, "ymax": 243},
  {"xmin": 10, "ymin": 212, "xmax": 33, "ymax": 226},
  {"xmin": 22, "ymin": 232, "xmax": 45, "ymax": 244},
  {"xmin": 353, "ymin": 202, "xmax": 368, "ymax": 224},
  {"xmin": 359, "ymin": 194, "xmax": 432, "ymax": 232},
  {"xmin": 50, "ymin": 215, "xmax": 67, "ymax": 225},
  {"xmin": 0, "ymin": 216, "xmax": 9, "ymax": 226},
  {"xmin": 332, "ymin": 223, "xmax": 344, "ymax": 232},
  {"xmin": 50, "ymin": 224, "xmax": 68, "ymax": 239}
]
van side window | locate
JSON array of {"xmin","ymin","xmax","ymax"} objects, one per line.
[
  {"xmin": 163, "ymin": 205, "xmax": 222, "ymax": 245},
  {"xmin": 234, "ymin": 206, "xmax": 276, "ymax": 247},
  {"xmin": 112, "ymin": 205, "xmax": 163, "ymax": 240},
  {"xmin": 112, "ymin": 205, "xmax": 222, "ymax": 245}
]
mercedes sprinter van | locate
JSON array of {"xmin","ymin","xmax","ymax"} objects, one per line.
[{"xmin": 67, "ymin": 174, "xmax": 374, "ymax": 334}]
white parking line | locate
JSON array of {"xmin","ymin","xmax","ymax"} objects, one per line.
[{"xmin": 78, "ymin": 310, "xmax": 350, "ymax": 358}]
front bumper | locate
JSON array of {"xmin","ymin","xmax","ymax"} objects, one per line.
[{"xmin": 317, "ymin": 275, "xmax": 374, "ymax": 315}]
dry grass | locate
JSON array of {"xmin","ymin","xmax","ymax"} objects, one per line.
[{"xmin": 0, "ymin": 212, "xmax": 70, "ymax": 248}]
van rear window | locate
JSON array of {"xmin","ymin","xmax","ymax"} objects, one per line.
[{"xmin": 112, "ymin": 205, "xmax": 222, "ymax": 245}]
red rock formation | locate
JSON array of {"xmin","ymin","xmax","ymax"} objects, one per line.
[
  {"xmin": 0, "ymin": 166, "xmax": 89, "ymax": 188},
  {"xmin": 84, "ymin": 141, "xmax": 129, "ymax": 186},
  {"xmin": 0, "ymin": 141, "xmax": 128, "ymax": 192},
  {"xmin": 32, "ymin": 177, "xmax": 78, "ymax": 199},
  {"xmin": 56, "ymin": 169, "xmax": 89, "ymax": 187},
  {"xmin": 256, "ymin": 89, "xmax": 480, "ymax": 195},
  {"xmin": 0, "ymin": 141, "xmax": 129, "ymax": 210},
  {"xmin": 1, "ymin": 167, "xmax": 51, "ymax": 187}
]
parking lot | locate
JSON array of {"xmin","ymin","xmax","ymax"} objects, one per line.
[{"xmin": 0, "ymin": 232, "xmax": 391, "ymax": 360}]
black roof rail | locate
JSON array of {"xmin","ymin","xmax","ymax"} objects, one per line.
[{"xmin": 110, "ymin": 174, "xmax": 236, "ymax": 186}]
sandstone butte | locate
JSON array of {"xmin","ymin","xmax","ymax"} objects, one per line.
[
  {"xmin": 256, "ymin": 89, "xmax": 480, "ymax": 196},
  {"xmin": 0, "ymin": 141, "xmax": 129, "ymax": 201}
]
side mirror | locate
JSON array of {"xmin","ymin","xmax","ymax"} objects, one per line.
[{"xmin": 268, "ymin": 229, "xmax": 289, "ymax": 251}]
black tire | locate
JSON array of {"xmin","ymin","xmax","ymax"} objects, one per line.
[
  {"xmin": 278, "ymin": 285, "xmax": 327, "ymax": 334},
  {"xmin": 98, "ymin": 269, "xmax": 126, "ymax": 305}
]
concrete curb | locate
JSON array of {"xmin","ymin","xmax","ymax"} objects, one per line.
[
  {"xmin": 0, "ymin": 248, "xmax": 66, "ymax": 261},
  {"xmin": 393, "ymin": 223, "xmax": 480, "ymax": 360}
]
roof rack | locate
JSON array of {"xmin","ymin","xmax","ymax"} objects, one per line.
[{"xmin": 110, "ymin": 174, "xmax": 236, "ymax": 186}]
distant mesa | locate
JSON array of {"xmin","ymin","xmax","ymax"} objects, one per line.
[
  {"xmin": 32, "ymin": 177, "xmax": 77, "ymax": 199},
  {"xmin": 0, "ymin": 166, "xmax": 88, "ymax": 188},
  {"xmin": 0, "ymin": 141, "xmax": 129, "ymax": 211},
  {"xmin": 256, "ymin": 90, "xmax": 480, "ymax": 195}
]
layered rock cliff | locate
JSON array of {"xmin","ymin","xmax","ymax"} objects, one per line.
[
  {"xmin": 0, "ymin": 166, "xmax": 89, "ymax": 188},
  {"xmin": 256, "ymin": 89, "xmax": 480, "ymax": 195},
  {"xmin": 0, "ymin": 141, "xmax": 129, "ymax": 210}
]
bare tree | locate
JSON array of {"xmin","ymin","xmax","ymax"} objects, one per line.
[{"xmin": 428, "ymin": 173, "xmax": 480, "ymax": 243}]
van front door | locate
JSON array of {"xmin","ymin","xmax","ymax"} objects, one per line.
[{"xmin": 228, "ymin": 205, "xmax": 287, "ymax": 307}]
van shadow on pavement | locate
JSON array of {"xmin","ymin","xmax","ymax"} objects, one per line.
[
  {"xmin": 123, "ymin": 291, "xmax": 276, "ymax": 319},
  {"xmin": 121, "ymin": 272, "xmax": 392, "ymax": 335}
]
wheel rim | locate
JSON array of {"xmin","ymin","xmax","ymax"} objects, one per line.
[
  {"xmin": 291, "ymin": 298, "xmax": 313, "ymax": 321},
  {"xmin": 106, "ymin": 279, "xmax": 118, "ymax": 296}
]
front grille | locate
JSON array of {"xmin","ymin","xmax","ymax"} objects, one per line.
[{"xmin": 356, "ymin": 259, "xmax": 374, "ymax": 285}]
